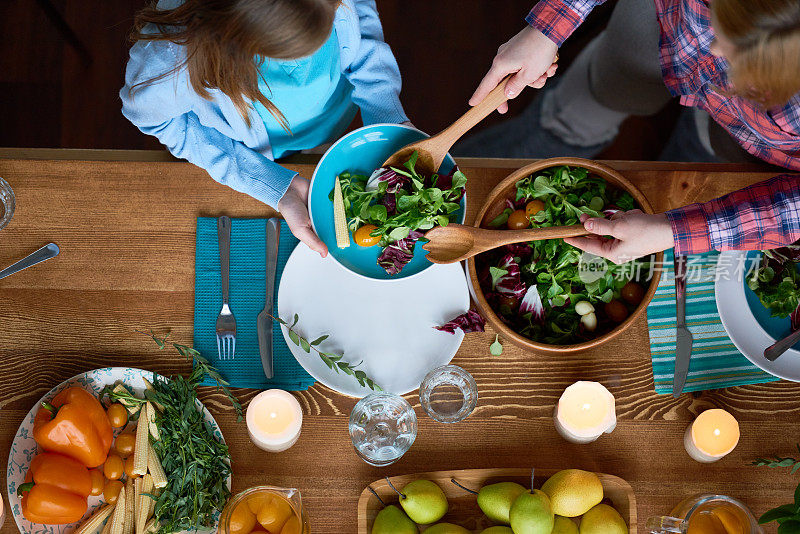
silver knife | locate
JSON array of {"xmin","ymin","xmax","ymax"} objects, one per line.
[
  {"xmin": 764, "ymin": 327, "xmax": 800, "ymax": 361},
  {"xmin": 673, "ymin": 253, "xmax": 694, "ymax": 397},
  {"xmin": 257, "ymin": 219, "xmax": 280, "ymax": 379}
]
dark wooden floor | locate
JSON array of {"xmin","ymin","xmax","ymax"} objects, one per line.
[{"xmin": 0, "ymin": 0, "xmax": 678, "ymax": 159}]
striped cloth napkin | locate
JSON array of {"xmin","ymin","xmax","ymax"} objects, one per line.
[{"xmin": 647, "ymin": 249, "xmax": 780, "ymax": 393}]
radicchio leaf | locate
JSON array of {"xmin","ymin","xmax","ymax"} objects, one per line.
[
  {"xmin": 494, "ymin": 254, "xmax": 526, "ymax": 301},
  {"xmin": 503, "ymin": 243, "xmax": 533, "ymax": 258},
  {"xmin": 603, "ymin": 208, "xmax": 620, "ymax": 218},
  {"xmin": 519, "ymin": 284, "xmax": 545, "ymax": 324},
  {"xmin": 367, "ymin": 167, "xmax": 409, "ymax": 193},
  {"xmin": 435, "ymin": 309, "xmax": 486, "ymax": 334},
  {"xmin": 792, "ymin": 302, "xmax": 800, "ymax": 331},
  {"xmin": 377, "ymin": 230, "xmax": 423, "ymax": 275},
  {"xmin": 381, "ymin": 192, "xmax": 397, "ymax": 215}
]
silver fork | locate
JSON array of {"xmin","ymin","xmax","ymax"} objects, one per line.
[{"xmin": 216, "ymin": 216, "xmax": 236, "ymax": 361}]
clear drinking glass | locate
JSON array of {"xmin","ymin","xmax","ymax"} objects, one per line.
[
  {"xmin": 419, "ymin": 364, "xmax": 478, "ymax": 423},
  {"xmin": 0, "ymin": 178, "xmax": 15, "ymax": 231},
  {"xmin": 349, "ymin": 393, "xmax": 417, "ymax": 467}
]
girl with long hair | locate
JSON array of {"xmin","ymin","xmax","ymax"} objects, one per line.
[{"xmin": 121, "ymin": 0, "xmax": 409, "ymax": 255}]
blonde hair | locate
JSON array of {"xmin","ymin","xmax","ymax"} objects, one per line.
[
  {"xmin": 712, "ymin": 0, "xmax": 800, "ymax": 107},
  {"xmin": 131, "ymin": 0, "xmax": 340, "ymax": 129}
]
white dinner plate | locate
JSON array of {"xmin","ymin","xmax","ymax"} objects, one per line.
[
  {"xmin": 716, "ymin": 251, "xmax": 800, "ymax": 381},
  {"xmin": 6, "ymin": 367, "xmax": 230, "ymax": 534},
  {"xmin": 277, "ymin": 243, "xmax": 470, "ymax": 397}
]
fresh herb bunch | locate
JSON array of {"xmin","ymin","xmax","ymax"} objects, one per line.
[
  {"xmin": 478, "ymin": 166, "xmax": 650, "ymax": 345},
  {"xmin": 747, "ymin": 244, "xmax": 800, "ymax": 322},
  {"xmin": 274, "ymin": 312, "xmax": 382, "ymax": 391},
  {"xmin": 331, "ymin": 151, "xmax": 466, "ymax": 274},
  {"xmin": 753, "ymin": 445, "xmax": 800, "ymax": 529}
]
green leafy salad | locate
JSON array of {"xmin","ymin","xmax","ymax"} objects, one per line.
[
  {"xmin": 747, "ymin": 244, "xmax": 800, "ymax": 329},
  {"xmin": 476, "ymin": 165, "xmax": 652, "ymax": 345},
  {"xmin": 331, "ymin": 151, "xmax": 466, "ymax": 275}
]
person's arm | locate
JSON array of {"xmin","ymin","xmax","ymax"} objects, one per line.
[
  {"xmin": 564, "ymin": 175, "xmax": 800, "ymax": 262},
  {"xmin": 526, "ymin": 0, "xmax": 608, "ymax": 48},
  {"xmin": 667, "ymin": 174, "xmax": 800, "ymax": 255},
  {"xmin": 120, "ymin": 42, "xmax": 327, "ymax": 254},
  {"xmin": 343, "ymin": 0, "xmax": 408, "ymax": 126}
]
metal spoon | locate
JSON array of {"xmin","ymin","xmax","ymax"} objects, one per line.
[{"xmin": 0, "ymin": 243, "xmax": 60, "ymax": 280}]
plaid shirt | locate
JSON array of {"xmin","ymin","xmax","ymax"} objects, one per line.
[
  {"xmin": 526, "ymin": 0, "xmax": 800, "ymax": 170},
  {"xmin": 526, "ymin": 0, "xmax": 800, "ymax": 254},
  {"xmin": 666, "ymin": 175, "xmax": 800, "ymax": 255}
]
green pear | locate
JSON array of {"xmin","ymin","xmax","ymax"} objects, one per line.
[
  {"xmin": 551, "ymin": 516, "xmax": 579, "ymax": 534},
  {"xmin": 579, "ymin": 504, "xmax": 626, "ymax": 534},
  {"xmin": 540, "ymin": 470, "xmax": 603, "ymax": 518},
  {"xmin": 372, "ymin": 505, "xmax": 418, "ymax": 534},
  {"xmin": 423, "ymin": 523, "xmax": 471, "ymax": 534},
  {"xmin": 477, "ymin": 482, "xmax": 527, "ymax": 524},
  {"xmin": 398, "ymin": 479, "xmax": 448, "ymax": 524},
  {"xmin": 480, "ymin": 527, "xmax": 513, "ymax": 534},
  {"xmin": 509, "ymin": 490, "xmax": 554, "ymax": 534}
]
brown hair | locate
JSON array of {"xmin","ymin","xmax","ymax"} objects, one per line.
[
  {"xmin": 712, "ymin": 0, "xmax": 800, "ymax": 107},
  {"xmin": 131, "ymin": 0, "xmax": 340, "ymax": 129}
]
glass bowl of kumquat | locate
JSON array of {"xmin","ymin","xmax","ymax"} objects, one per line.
[{"xmin": 218, "ymin": 486, "xmax": 308, "ymax": 534}]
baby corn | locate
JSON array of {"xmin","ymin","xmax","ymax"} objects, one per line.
[
  {"xmin": 74, "ymin": 504, "xmax": 115, "ymax": 534},
  {"xmin": 333, "ymin": 176, "xmax": 351, "ymax": 248}
]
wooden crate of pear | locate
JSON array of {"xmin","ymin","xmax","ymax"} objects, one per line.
[{"xmin": 358, "ymin": 468, "xmax": 636, "ymax": 534}]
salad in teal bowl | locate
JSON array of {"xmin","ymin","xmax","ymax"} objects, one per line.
[
  {"xmin": 309, "ymin": 124, "xmax": 467, "ymax": 280},
  {"xmin": 745, "ymin": 245, "xmax": 800, "ymax": 349}
]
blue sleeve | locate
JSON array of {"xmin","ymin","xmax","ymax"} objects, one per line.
[
  {"xmin": 119, "ymin": 43, "xmax": 296, "ymax": 209},
  {"xmin": 345, "ymin": 0, "xmax": 409, "ymax": 125}
]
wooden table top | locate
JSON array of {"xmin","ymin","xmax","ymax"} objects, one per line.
[{"xmin": 0, "ymin": 152, "xmax": 796, "ymax": 533}]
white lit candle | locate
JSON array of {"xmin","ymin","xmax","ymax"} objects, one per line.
[
  {"xmin": 246, "ymin": 389, "xmax": 303, "ymax": 452},
  {"xmin": 553, "ymin": 381, "xmax": 616, "ymax": 444},
  {"xmin": 684, "ymin": 408, "xmax": 739, "ymax": 463}
]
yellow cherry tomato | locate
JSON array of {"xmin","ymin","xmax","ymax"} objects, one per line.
[
  {"xmin": 124, "ymin": 454, "xmax": 139, "ymax": 479},
  {"xmin": 279, "ymin": 516, "xmax": 301, "ymax": 534},
  {"xmin": 114, "ymin": 432, "xmax": 136, "ymax": 457},
  {"xmin": 103, "ymin": 454, "xmax": 124, "ymax": 480},
  {"xmin": 89, "ymin": 469, "xmax": 105, "ymax": 496},
  {"xmin": 507, "ymin": 209, "xmax": 531, "ymax": 230},
  {"xmin": 353, "ymin": 224, "xmax": 381, "ymax": 247},
  {"xmin": 257, "ymin": 495, "xmax": 294, "ymax": 534},
  {"xmin": 229, "ymin": 502, "xmax": 257, "ymax": 534},
  {"xmin": 104, "ymin": 480, "xmax": 124, "ymax": 504},
  {"xmin": 106, "ymin": 403, "xmax": 129, "ymax": 428},
  {"xmin": 526, "ymin": 199, "xmax": 545, "ymax": 217}
]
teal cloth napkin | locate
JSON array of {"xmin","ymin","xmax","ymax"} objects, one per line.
[
  {"xmin": 194, "ymin": 218, "xmax": 315, "ymax": 390},
  {"xmin": 647, "ymin": 249, "xmax": 780, "ymax": 393}
]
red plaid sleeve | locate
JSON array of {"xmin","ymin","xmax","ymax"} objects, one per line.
[
  {"xmin": 526, "ymin": 0, "xmax": 607, "ymax": 47},
  {"xmin": 666, "ymin": 174, "xmax": 800, "ymax": 255}
]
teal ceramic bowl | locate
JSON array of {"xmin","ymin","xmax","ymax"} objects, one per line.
[{"xmin": 309, "ymin": 123, "xmax": 466, "ymax": 280}]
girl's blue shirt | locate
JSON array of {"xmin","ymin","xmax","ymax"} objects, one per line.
[
  {"xmin": 120, "ymin": 0, "xmax": 407, "ymax": 209},
  {"xmin": 256, "ymin": 29, "xmax": 357, "ymax": 160}
]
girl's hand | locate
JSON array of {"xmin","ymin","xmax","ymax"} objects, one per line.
[
  {"xmin": 469, "ymin": 25, "xmax": 559, "ymax": 114},
  {"xmin": 563, "ymin": 210, "xmax": 675, "ymax": 264},
  {"xmin": 277, "ymin": 175, "xmax": 328, "ymax": 257}
]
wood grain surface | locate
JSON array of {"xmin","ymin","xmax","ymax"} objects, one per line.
[{"xmin": 0, "ymin": 155, "xmax": 796, "ymax": 533}]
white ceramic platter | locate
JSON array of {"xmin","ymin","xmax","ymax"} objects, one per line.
[
  {"xmin": 277, "ymin": 243, "xmax": 470, "ymax": 397},
  {"xmin": 6, "ymin": 367, "xmax": 230, "ymax": 534},
  {"xmin": 716, "ymin": 250, "xmax": 800, "ymax": 381}
]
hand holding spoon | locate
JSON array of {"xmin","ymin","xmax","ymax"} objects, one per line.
[
  {"xmin": 381, "ymin": 76, "xmax": 514, "ymax": 175},
  {"xmin": 422, "ymin": 224, "xmax": 588, "ymax": 264}
]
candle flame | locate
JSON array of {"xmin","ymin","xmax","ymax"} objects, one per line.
[
  {"xmin": 582, "ymin": 403, "xmax": 591, "ymax": 410},
  {"xmin": 713, "ymin": 428, "xmax": 720, "ymax": 436}
]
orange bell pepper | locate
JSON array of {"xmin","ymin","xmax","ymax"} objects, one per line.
[
  {"xmin": 33, "ymin": 386, "xmax": 113, "ymax": 468},
  {"xmin": 18, "ymin": 452, "xmax": 91, "ymax": 524}
]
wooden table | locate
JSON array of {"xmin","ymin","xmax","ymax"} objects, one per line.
[{"xmin": 0, "ymin": 151, "xmax": 796, "ymax": 533}]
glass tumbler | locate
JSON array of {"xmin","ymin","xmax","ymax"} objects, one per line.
[
  {"xmin": 419, "ymin": 364, "xmax": 478, "ymax": 423},
  {"xmin": 349, "ymin": 393, "xmax": 417, "ymax": 467},
  {"xmin": 0, "ymin": 178, "xmax": 15, "ymax": 231}
]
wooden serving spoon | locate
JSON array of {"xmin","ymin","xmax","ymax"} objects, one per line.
[
  {"xmin": 422, "ymin": 223, "xmax": 590, "ymax": 264},
  {"xmin": 381, "ymin": 76, "xmax": 513, "ymax": 175}
]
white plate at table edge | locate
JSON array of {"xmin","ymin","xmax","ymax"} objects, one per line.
[
  {"xmin": 277, "ymin": 243, "xmax": 469, "ymax": 398},
  {"xmin": 716, "ymin": 250, "xmax": 800, "ymax": 381},
  {"xmin": 6, "ymin": 367, "xmax": 231, "ymax": 534}
]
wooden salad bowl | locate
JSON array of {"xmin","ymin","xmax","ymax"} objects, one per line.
[
  {"xmin": 466, "ymin": 157, "xmax": 663, "ymax": 355},
  {"xmin": 357, "ymin": 467, "xmax": 637, "ymax": 533}
]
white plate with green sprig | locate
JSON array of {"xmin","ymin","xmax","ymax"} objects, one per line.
[
  {"xmin": 6, "ymin": 367, "xmax": 230, "ymax": 534},
  {"xmin": 277, "ymin": 243, "xmax": 470, "ymax": 397}
]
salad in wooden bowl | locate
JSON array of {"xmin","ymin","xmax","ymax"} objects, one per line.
[{"xmin": 466, "ymin": 158, "xmax": 662, "ymax": 354}]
